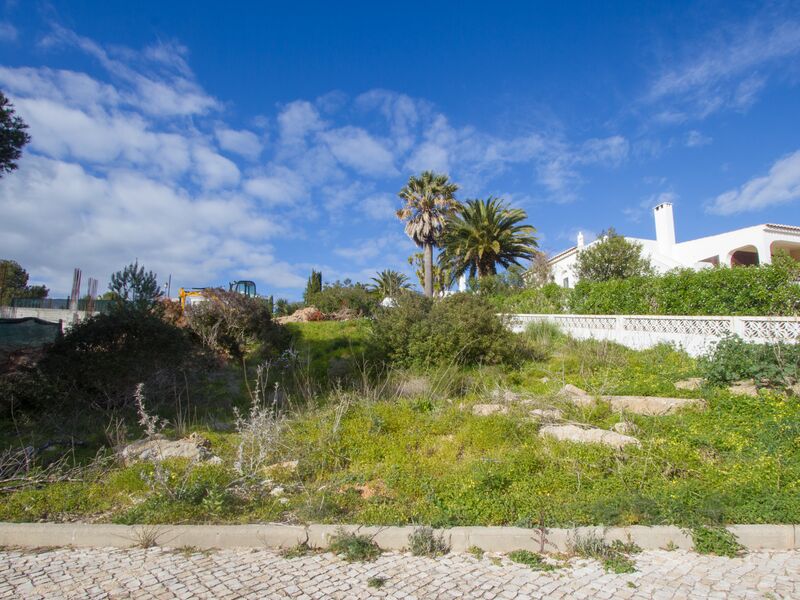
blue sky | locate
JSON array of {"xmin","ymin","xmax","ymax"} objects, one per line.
[{"xmin": 1, "ymin": 1, "xmax": 800, "ymax": 298}]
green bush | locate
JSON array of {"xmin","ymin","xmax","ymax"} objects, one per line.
[
  {"xmin": 486, "ymin": 283, "xmax": 570, "ymax": 314},
  {"xmin": 35, "ymin": 310, "xmax": 196, "ymax": 411},
  {"xmin": 691, "ymin": 526, "xmax": 743, "ymax": 557},
  {"xmin": 408, "ymin": 526, "xmax": 450, "ymax": 557},
  {"xmin": 569, "ymin": 260, "xmax": 800, "ymax": 316},
  {"xmin": 328, "ymin": 529, "xmax": 382, "ymax": 561},
  {"xmin": 369, "ymin": 294, "xmax": 521, "ymax": 368},
  {"xmin": 305, "ymin": 281, "xmax": 379, "ymax": 316},
  {"xmin": 700, "ymin": 336, "xmax": 800, "ymax": 386}
]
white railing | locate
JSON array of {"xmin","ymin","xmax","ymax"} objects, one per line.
[{"xmin": 504, "ymin": 314, "xmax": 800, "ymax": 356}]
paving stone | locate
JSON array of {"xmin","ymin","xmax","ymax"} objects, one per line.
[{"xmin": 0, "ymin": 547, "xmax": 797, "ymax": 599}]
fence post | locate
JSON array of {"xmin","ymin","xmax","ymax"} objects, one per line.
[{"xmin": 732, "ymin": 317, "xmax": 746, "ymax": 340}]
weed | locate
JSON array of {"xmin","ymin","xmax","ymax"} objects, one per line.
[
  {"xmin": 131, "ymin": 524, "xmax": 164, "ymax": 548},
  {"xmin": 570, "ymin": 530, "xmax": 638, "ymax": 574},
  {"xmin": 467, "ymin": 545, "xmax": 485, "ymax": 559},
  {"xmin": 328, "ymin": 529, "xmax": 381, "ymax": 562},
  {"xmin": 280, "ymin": 542, "xmax": 312, "ymax": 559},
  {"xmin": 691, "ymin": 526, "xmax": 744, "ymax": 558},
  {"xmin": 367, "ymin": 576, "xmax": 387, "ymax": 589},
  {"xmin": 507, "ymin": 549, "xmax": 557, "ymax": 571},
  {"xmin": 408, "ymin": 526, "xmax": 449, "ymax": 557},
  {"xmin": 663, "ymin": 540, "xmax": 678, "ymax": 551}
]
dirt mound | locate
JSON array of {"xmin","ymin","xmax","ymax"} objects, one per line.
[{"xmin": 276, "ymin": 306, "xmax": 325, "ymax": 324}]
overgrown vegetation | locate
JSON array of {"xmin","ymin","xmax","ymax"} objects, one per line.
[
  {"xmin": 569, "ymin": 531, "xmax": 641, "ymax": 573},
  {"xmin": 369, "ymin": 293, "xmax": 522, "ymax": 367},
  {"xmin": 690, "ymin": 526, "xmax": 743, "ymax": 558},
  {"xmin": 488, "ymin": 258, "xmax": 800, "ymax": 316},
  {"xmin": 408, "ymin": 526, "xmax": 450, "ymax": 557},
  {"xmin": 328, "ymin": 529, "xmax": 382, "ymax": 562},
  {"xmin": 507, "ymin": 549, "xmax": 558, "ymax": 571},
  {"xmin": 2, "ymin": 283, "xmax": 800, "ymax": 533},
  {"xmin": 700, "ymin": 335, "xmax": 799, "ymax": 387}
]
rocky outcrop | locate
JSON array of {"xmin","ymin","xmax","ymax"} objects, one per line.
[
  {"xmin": 603, "ymin": 395, "xmax": 706, "ymax": 416},
  {"xmin": 529, "ymin": 408, "xmax": 563, "ymax": 421},
  {"xmin": 728, "ymin": 380, "xmax": 760, "ymax": 397},
  {"xmin": 121, "ymin": 433, "xmax": 220, "ymax": 464},
  {"xmin": 557, "ymin": 384, "xmax": 705, "ymax": 415},
  {"xmin": 539, "ymin": 424, "xmax": 640, "ymax": 449},
  {"xmin": 556, "ymin": 384, "xmax": 595, "ymax": 407},
  {"xmin": 472, "ymin": 404, "xmax": 509, "ymax": 416},
  {"xmin": 675, "ymin": 377, "xmax": 703, "ymax": 391}
]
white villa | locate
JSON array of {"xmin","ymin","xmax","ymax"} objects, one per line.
[{"xmin": 549, "ymin": 202, "xmax": 800, "ymax": 288}]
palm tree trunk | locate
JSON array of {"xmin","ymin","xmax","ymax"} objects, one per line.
[{"xmin": 423, "ymin": 243, "xmax": 433, "ymax": 297}]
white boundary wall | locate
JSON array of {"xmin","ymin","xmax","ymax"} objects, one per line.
[{"xmin": 505, "ymin": 314, "xmax": 800, "ymax": 357}]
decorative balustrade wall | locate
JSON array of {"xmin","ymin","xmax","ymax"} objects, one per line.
[{"xmin": 504, "ymin": 314, "xmax": 800, "ymax": 357}]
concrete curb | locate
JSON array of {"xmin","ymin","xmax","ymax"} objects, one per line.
[{"xmin": 0, "ymin": 523, "xmax": 796, "ymax": 553}]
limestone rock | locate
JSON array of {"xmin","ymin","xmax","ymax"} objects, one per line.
[
  {"xmin": 604, "ymin": 395, "xmax": 706, "ymax": 416},
  {"xmin": 121, "ymin": 433, "xmax": 219, "ymax": 464},
  {"xmin": 490, "ymin": 388, "xmax": 523, "ymax": 403},
  {"xmin": 728, "ymin": 380, "xmax": 760, "ymax": 397},
  {"xmin": 529, "ymin": 408, "xmax": 563, "ymax": 421},
  {"xmin": 675, "ymin": 377, "xmax": 703, "ymax": 391},
  {"xmin": 612, "ymin": 421, "xmax": 636, "ymax": 435},
  {"xmin": 472, "ymin": 403, "xmax": 509, "ymax": 416},
  {"xmin": 556, "ymin": 384, "xmax": 595, "ymax": 407},
  {"xmin": 539, "ymin": 424, "xmax": 640, "ymax": 449}
]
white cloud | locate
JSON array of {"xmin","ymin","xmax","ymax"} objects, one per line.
[
  {"xmin": 192, "ymin": 145, "xmax": 240, "ymax": 189},
  {"xmin": 708, "ymin": 150, "xmax": 800, "ymax": 215},
  {"xmin": 277, "ymin": 100, "xmax": 324, "ymax": 146},
  {"xmin": 645, "ymin": 16, "xmax": 800, "ymax": 119},
  {"xmin": 244, "ymin": 166, "xmax": 306, "ymax": 205},
  {"xmin": 360, "ymin": 193, "xmax": 396, "ymax": 220},
  {"xmin": 686, "ymin": 130, "xmax": 712, "ymax": 147},
  {"xmin": 320, "ymin": 126, "xmax": 397, "ymax": 176},
  {"xmin": 215, "ymin": 127, "xmax": 264, "ymax": 159},
  {"xmin": 0, "ymin": 22, "xmax": 18, "ymax": 42},
  {"xmin": 624, "ymin": 191, "xmax": 677, "ymax": 222},
  {"xmin": 579, "ymin": 136, "xmax": 630, "ymax": 166}
]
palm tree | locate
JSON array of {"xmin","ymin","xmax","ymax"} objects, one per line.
[
  {"xmin": 396, "ymin": 171, "xmax": 460, "ymax": 297},
  {"xmin": 369, "ymin": 269, "xmax": 412, "ymax": 297},
  {"xmin": 438, "ymin": 197, "xmax": 539, "ymax": 280}
]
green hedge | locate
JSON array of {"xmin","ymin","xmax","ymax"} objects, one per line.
[{"xmin": 490, "ymin": 260, "xmax": 800, "ymax": 316}]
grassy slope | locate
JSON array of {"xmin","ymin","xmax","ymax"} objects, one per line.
[{"xmin": 2, "ymin": 320, "xmax": 799, "ymax": 527}]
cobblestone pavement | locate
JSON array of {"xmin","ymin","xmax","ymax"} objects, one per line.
[{"xmin": 0, "ymin": 547, "xmax": 797, "ymax": 599}]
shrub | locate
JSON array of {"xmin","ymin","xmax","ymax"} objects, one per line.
[
  {"xmin": 369, "ymin": 294, "xmax": 521, "ymax": 368},
  {"xmin": 37, "ymin": 310, "xmax": 196, "ymax": 411},
  {"xmin": 328, "ymin": 528, "xmax": 382, "ymax": 561},
  {"xmin": 305, "ymin": 281, "xmax": 379, "ymax": 316},
  {"xmin": 700, "ymin": 336, "xmax": 800, "ymax": 387},
  {"xmin": 185, "ymin": 289, "xmax": 288, "ymax": 358},
  {"xmin": 569, "ymin": 259, "xmax": 800, "ymax": 316},
  {"xmin": 486, "ymin": 283, "xmax": 570, "ymax": 314},
  {"xmin": 569, "ymin": 531, "xmax": 639, "ymax": 574},
  {"xmin": 408, "ymin": 526, "xmax": 450, "ymax": 557},
  {"xmin": 691, "ymin": 526, "xmax": 743, "ymax": 557}
]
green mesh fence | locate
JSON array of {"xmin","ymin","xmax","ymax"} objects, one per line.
[{"xmin": 0, "ymin": 317, "xmax": 62, "ymax": 350}]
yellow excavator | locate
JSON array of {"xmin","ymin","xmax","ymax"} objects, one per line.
[{"xmin": 178, "ymin": 280, "xmax": 257, "ymax": 310}]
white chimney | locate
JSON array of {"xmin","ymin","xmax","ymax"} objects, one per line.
[
  {"xmin": 653, "ymin": 202, "xmax": 676, "ymax": 255},
  {"xmin": 577, "ymin": 231, "xmax": 585, "ymax": 250}
]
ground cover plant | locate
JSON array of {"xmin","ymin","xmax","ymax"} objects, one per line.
[{"xmin": 1, "ymin": 311, "xmax": 799, "ymax": 534}]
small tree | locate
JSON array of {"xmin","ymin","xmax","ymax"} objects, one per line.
[
  {"xmin": 0, "ymin": 259, "xmax": 48, "ymax": 304},
  {"xmin": 575, "ymin": 228, "xmax": 653, "ymax": 282},
  {"xmin": 525, "ymin": 251, "xmax": 554, "ymax": 287},
  {"xmin": 303, "ymin": 270, "xmax": 322, "ymax": 304},
  {"xmin": 108, "ymin": 261, "xmax": 163, "ymax": 312},
  {"xmin": 0, "ymin": 91, "xmax": 30, "ymax": 177}
]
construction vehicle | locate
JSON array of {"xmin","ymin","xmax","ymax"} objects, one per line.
[{"xmin": 178, "ymin": 280, "xmax": 258, "ymax": 310}]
